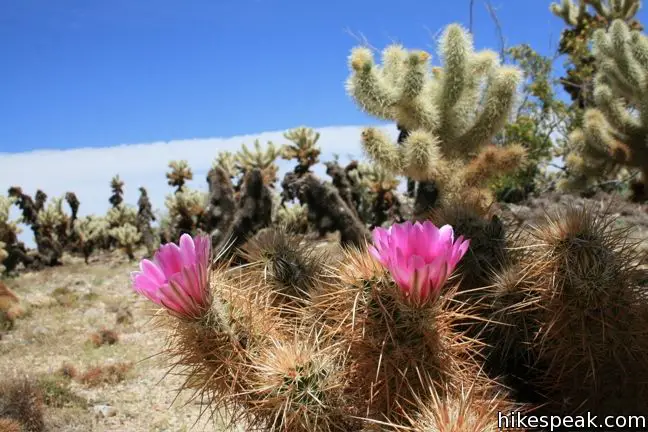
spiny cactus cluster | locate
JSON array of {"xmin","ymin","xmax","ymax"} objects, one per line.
[
  {"xmin": 133, "ymin": 199, "xmax": 648, "ymax": 431},
  {"xmin": 561, "ymin": 18, "xmax": 648, "ymax": 200}
]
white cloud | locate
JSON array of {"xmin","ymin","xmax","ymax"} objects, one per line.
[{"xmin": 0, "ymin": 124, "xmax": 398, "ymax": 247}]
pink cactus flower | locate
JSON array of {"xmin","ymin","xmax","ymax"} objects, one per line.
[
  {"xmin": 368, "ymin": 221, "xmax": 470, "ymax": 307},
  {"xmin": 131, "ymin": 234, "xmax": 211, "ymax": 320}
]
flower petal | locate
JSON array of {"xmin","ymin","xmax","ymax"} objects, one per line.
[
  {"xmin": 139, "ymin": 259, "xmax": 166, "ymax": 285},
  {"xmin": 131, "ymin": 273, "xmax": 162, "ymax": 303},
  {"xmin": 179, "ymin": 234, "xmax": 197, "ymax": 267},
  {"xmin": 155, "ymin": 243, "xmax": 184, "ymax": 278}
]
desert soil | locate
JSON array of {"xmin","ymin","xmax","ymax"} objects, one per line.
[
  {"xmin": 0, "ymin": 251, "xmax": 227, "ymax": 432},
  {"xmin": 1, "ymin": 191, "xmax": 647, "ymax": 431}
]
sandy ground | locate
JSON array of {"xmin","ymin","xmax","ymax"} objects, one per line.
[{"xmin": 0, "ymin": 252, "xmax": 223, "ymax": 432}]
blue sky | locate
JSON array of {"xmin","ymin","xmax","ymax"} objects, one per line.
[{"xmin": 2, "ymin": 0, "xmax": 637, "ymax": 154}]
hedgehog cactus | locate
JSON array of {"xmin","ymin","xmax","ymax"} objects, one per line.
[
  {"xmin": 130, "ymin": 219, "xmax": 504, "ymax": 430},
  {"xmin": 561, "ymin": 19, "xmax": 648, "ymax": 200},
  {"xmin": 281, "ymin": 127, "xmax": 322, "ymax": 175},
  {"xmin": 346, "ymin": 24, "xmax": 525, "ymax": 216},
  {"xmin": 166, "ymin": 160, "xmax": 194, "ymax": 192},
  {"xmin": 478, "ymin": 205, "xmax": 648, "ymax": 417}
]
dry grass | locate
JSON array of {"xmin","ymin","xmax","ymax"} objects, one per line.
[{"xmin": 0, "ymin": 250, "xmax": 222, "ymax": 431}]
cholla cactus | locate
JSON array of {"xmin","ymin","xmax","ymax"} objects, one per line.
[
  {"xmin": 164, "ymin": 186, "xmax": 206, "ymax": 239},
  {"xmin": 214, "ymin": 151, "xmax": 238, "ymax": 180},
  {"xmin": 106, "ymin": 203, "xmax": 138, "ymax": 228},
  {"xmin": 281, "ymin": 127, "xmax": 322, "ymax": 174},
  {"xmin": 108, "ymin": 224, "xmax": 141, "ymax": 260},
  {"xmin": 275, "ymin": 203, "xmax": 309, "ymax": 234},
  {"xmin": 354, "ymin": 163, "xmax": 404, "ymax": 227},
  {"xmin": 0, "ymin": 241, "xmax": 6, "ymax": 273},
  {"xmin": 551, "ymin": 0, "xmax": 641, "ymax": 27},
  {"xmin": 109, "ymin": 175, "xmax": 125, "ymax": 208},
  {"xmin": 35, "ymin": 197, "xmax": 67, "ymax": 265},
  {"xmin": 0, "ymin": 197, "xmax": 26, "ymax": 273},
  {"xmin": 167, "ymin": 160, "xmax": 194, "ymax": 192},
  {"xmin": 346, "ymin": 24, "xmax": 525, "ymax": 216},
  {"xmin": 550, "ymin": 0, "xmax": 642, "ymax": 106},
  {"xmin": 235, "ymin": 140, "xmax": 280, "ymax": 185},
  {"xmin": 74, "ymin": 215, "xmax": 109, "ymax": 263},
  {"xmin": 137, "ymin": 187, "xmax": 158, "ymax": 257},
  {"xmin": 561, "ymin": 19, "xmax": 648, "ymax": 199}
]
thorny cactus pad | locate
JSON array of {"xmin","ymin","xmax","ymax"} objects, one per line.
[
  {"xmin": 131, "ymin": 234, "xmax": 211, "ymax": 320},
  {"xmin": 369, "ymin": 221, "xmax": 470, "ymax": 307}
]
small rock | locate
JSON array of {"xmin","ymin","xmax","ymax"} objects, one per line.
[
  {"xmin": 115, "ymin": 307, "xmax": 133, "ymax": 325},
  {"xmin": 93, "ymin": 404, "xmax": 117, "ymax": 418}
]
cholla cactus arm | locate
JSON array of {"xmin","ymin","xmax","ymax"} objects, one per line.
[
  {"xmin": 551, "ymin": 0, "xmax": 640, "ymax": 25},
  {"xmin": 453, "ymin": 66, "xmax": 522, "ymax": 155},
  {"xmin": 167, "ymin": 160, "xmax": 194, "ymax": 191},
  {"xmin": 0, "ymin": 196, "xmax": 21, "ymax": 239},
  {"xmin": 550, "ymin": 0, "xmax": 587, "ymax": 26}
]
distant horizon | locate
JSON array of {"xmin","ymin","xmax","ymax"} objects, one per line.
[{"xmin": 0, "ymin": 124, "xmax": 400, "ymax": 247}]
